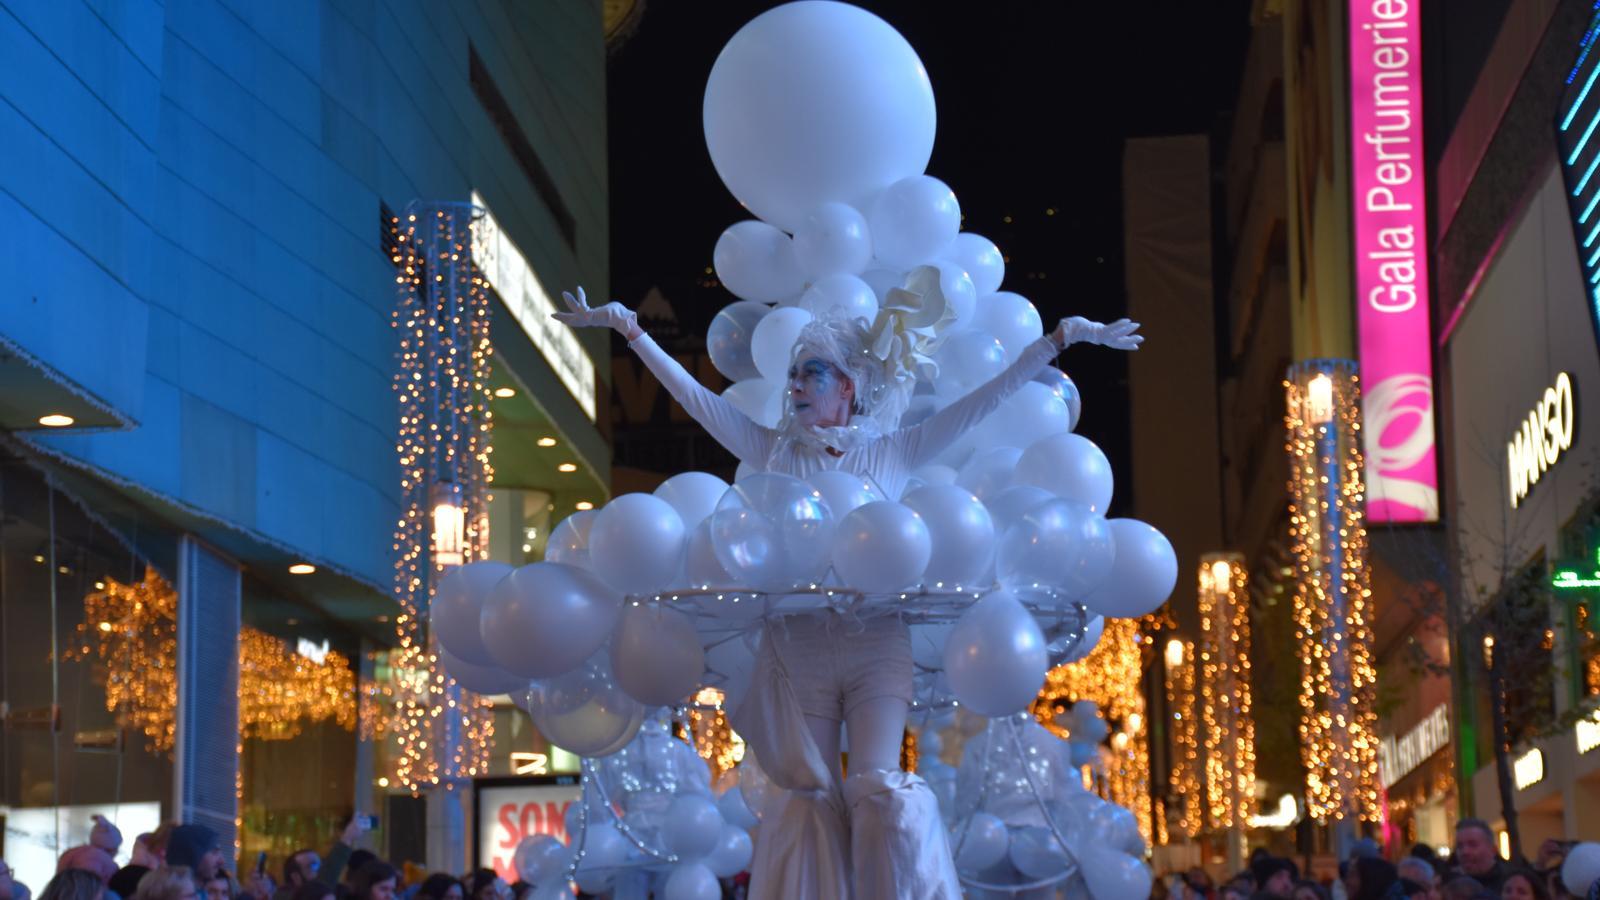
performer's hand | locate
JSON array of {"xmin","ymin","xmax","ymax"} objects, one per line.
[
  {"xmin": 1053, "ymin": 316, "xmax": 1143, "ymax": 351},
  {"xmin": 554, "ymin": 287, "xmax": 642, "ymax": 340}
]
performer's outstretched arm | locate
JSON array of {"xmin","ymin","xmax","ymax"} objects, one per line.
[
  {"xmin": 897, "ymin": 316, "xmax": 1141, "ymax": 467},
  {"xmin": 555, "ymin": 288, "xmax": 776, "ymax": 465}
]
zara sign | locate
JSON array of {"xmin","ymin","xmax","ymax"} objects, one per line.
[{"xmin": 1507, "ymin": 372, "xmax": 1576, "ymax": 509}]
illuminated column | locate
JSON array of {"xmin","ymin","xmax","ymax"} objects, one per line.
[
  {"xmin": 1163, "ymin": 636, "xmax": 1200, "ymax": 841},
  {"xmin": 1198, "ymin": 553, "xmax": 1254, "ymax": 868},
  {"xmin": 391, "ymin": 203, "xmax": 497, "ymax": 871},
  {"xmin": 1285, "ymin": 360, "xmax": 1380, "ymax": 840}
]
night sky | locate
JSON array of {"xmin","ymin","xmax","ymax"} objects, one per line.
[{"xmin": 605, "ymin": 1, "xmax": 1253, "ymax": 502}]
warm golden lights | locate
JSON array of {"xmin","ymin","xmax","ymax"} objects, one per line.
[
  {"xmin": 1198, "ymin": 553, "xmax": 1255, "ymax": 830},
  {"xmin": 1164, "ymin": 636, "xmax": 1200, "ymax": 839}
]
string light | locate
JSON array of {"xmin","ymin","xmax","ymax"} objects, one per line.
[
  {"xmin": 1198, "ymin": 554, "xmax": 1255, "ymax": 830},
  {"xmin": 1164, "ymin": 636, "xmax": 1200, "ymax": 839},
  {"xmin": 386, "ymin": 205, "xmax": 497, "ymax": 792},
  {"xmin": 1039, "ymin": 617, "xmax": 1152, "ymax": 843},
  {"xmin": 1285, "ymin": 361, "xmax": 1381, "ymax": 823},
  {"xmin": 687, "ymin": 687, "xmax": 746, "ymax": 779}
]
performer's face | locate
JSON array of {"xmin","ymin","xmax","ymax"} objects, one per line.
[{"xmin": 788, "ymin": 356, "xmax": 854, "ymax": 428}]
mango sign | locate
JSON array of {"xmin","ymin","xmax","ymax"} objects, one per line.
[{"xmin": 474, "ymin": 779, "xmax": 582, "ymax": 882}]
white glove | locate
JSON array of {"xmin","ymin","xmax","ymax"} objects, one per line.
[
  {"xmin": 1053, "ymin": 316, "xmax": 1143, "ymax": 351},
  {"xmin": 553, "ymin": 286, "xmax": 640, "ymax": 338}
]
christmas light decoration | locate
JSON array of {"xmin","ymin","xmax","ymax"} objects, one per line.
[
  {"xmin": 388, "ymin": 204, "xmax": 497, "ymax": 792},
  {"xmin": 1198, "ymin": 554, "xmax": 1255, "ymax": 831},
  {"xmin": 1163, "ymin": 636, "xmax": 1200, "ymax": 839},
  {"xmin": 1285, "ymin": 360, "xmax": 1380, "ymax": 823},
  {"xmin": 687, "ymin": 687, "xmax": 746, "ymax": 779}
]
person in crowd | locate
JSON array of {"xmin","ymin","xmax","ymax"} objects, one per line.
[
  {"xmin": 344, "ymin": 863, "xmax": 395, "ymax": 900},
  {"xmin": 201, "ymin": 871, "xmax": 235, "ymax": 900},
  {"xmin": 1441, "ymin": 876, "xmax": 1490, "ymax": 900},
  {"xmin": 462, "ymin": 873, "xmax": 498, "ymax": 900},
  {"xmin": 338, "ymin": 854, "xmax": 374, "ymax": 894},
  {"xmin": 275, "ymin": 850, "xmax": 319, "ymax": 900},
  {"xmin": 1255, "ymin": 857, "xmax": 1300, "ymax": 897},
  {"xmin": 1346, "ymin": 858, "xmax": 1399, "ymax": 900},
  {"xmin": 1500, "ymin": 869, "xmax": 1549, "ymax": 900},
  {"xmin": 412, "ymin": 877, "xmax": 459, "ymax": 900},
  {"xmin": 1398, "ymin": 858, "xmax": 1437, "ymax": 892},
  {"xmin": 289, "ymin": 882, "xmax": 332, "ymax": 900},
  {"xmin": 1294, "ymin": 881, "xmax": 1334, "ymax": 900},
  {"xmin": 57, "ymin": 847, "xmax": 118, "ymax": 886},
  {"xmin": 1386, "ymin": 880, "xmax": 1430, "ymax": 900},
  {"xmin": 108, "ymin": 869, "xmax": 148, "ymax": 900},
  {"xmin": 163, "ymin": 828, "xmax": 221, "ymax": 885},
  {"xmin": 89, "ymin": 820, "xmax": 122, "ymax": 858},
  {"xmin": 133, "ymin": 868, "xmax": 197, "ymax": 900},
  {"xmin": 1452, "ymin": 820, "xmax": 1509, "ymax": 893},
  {"xmin": 39, "ymin": 870, "xmax": 105, "ymax": 900},
  {"xmin": 130, "ymin": 837, "xmax": 160, "ymax": 871}
]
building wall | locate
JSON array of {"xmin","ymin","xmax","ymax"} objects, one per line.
[{"xmin": 0, "ymin": 0, "xmax": 609, "ymax": 588}]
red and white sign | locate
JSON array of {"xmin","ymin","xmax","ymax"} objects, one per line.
[
  {"xmin": 476, "ymin": 780, "xmax": 582, "ymax": 883},
  {"xmin": 1349, "ymin": 0, "xmax": 1438, "ymax": 523}
]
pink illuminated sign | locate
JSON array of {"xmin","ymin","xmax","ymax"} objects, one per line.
[{"xmin": 1349, "ymin": 0, "xmax": 1437, "ymax": 523}]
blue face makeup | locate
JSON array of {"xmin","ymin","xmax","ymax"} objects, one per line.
[{"xmin": 788, "ymin": 356, "xmax": 852, "ymax": 425}]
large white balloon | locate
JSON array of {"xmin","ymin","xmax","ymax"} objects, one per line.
[
  {"xmin": 722, "ymin": 378, "xmax": 783, "ymax": 428},
  {"xmin": 655, "ymin": 471, "xmax": 732, "ymax": 532},
  {"xmin": 860, "ymin": 267, "xmax": 904, "ymax": 303},
  {"xmin": 975, "ymin": 292, "xmax": 1045, "ymax": 362},
  {"xmin": 663, "ymin": 794, "xmax": 724, "ymax": 859},
  {"xmin": 1079, "ymin": 519, "xmax": 1177, "ymax": 618},
  {"xmin": 957, "ymin": 445, "xmax": 1022, "ymax": 503},
  {"xmin": 1031, "ymin": 367, "xmax": 1083, "ymax": 431},
  {"xmin": 933, "ymin": 329, "xmax": 1007, "ymax": 399},
  {"xmin": 545, "ymin": 509, "xmax": 598, "ymax": 569},
  {"xmin": 751, "ymin": 306, "xmax": 813, "ymax": 383},
  {"xmin": 945, "ymin": 233, "xmax": 1005, "ymax": 297},
  {"xmin": 976, "ymin": 381, "xmax": 1071, "ymax": 451},
  {"xmin": 1053, "ymin": 614, "xmax": 1104, "ymax": 665},
  {"xmin": 954, "ymin": 812, "xmax": 1008, "ymax": 871},
  {"xmin": 927, "ymin": 259, "xmax": 977, "ymax": 329},
  {"xmin": 717, "ymin": 785, "xmax": 759, "ymax": 830},
  {"xmin": 707, "ymin": 300, "xmax": 770, "ymax": 382},
  {"xmin": 1015, "ymin": 433, "xmax": 1114, "ymax": 513},
  {"xmin": 610, "ymin": 605, "xmax": 705, "ymax": 707},
  {"xmin": 431, "ymin": 561, "xmax": 513, "ymax": 666},
  {"xmin": 438, "ymin": 647, "xmax": 528, "ymax": 697},
  {"xmin": 512, "ymin": 835, "xmax": 569, "ymax": 888},
  {"xmin": 710, "ymin": 473, "xmax": 836, "ymax": 591},
  {"xmin": 807, "ymin": 469, "xmax": 885, "ymax": 518},
  {"xmin": 870, "ymin": 175, "xmax": 960, "ymax": 269},
  {"xmin": 797, "ymin": 273, "xmax": 879, "ymax": 322},
  {"xmin": 662, "ymin": 862, "xmax": 721, "ymax": 900},
  {"xmin": 684, "ymin": 519, "xmax": 736, "ymax": 588},
  {"xmin": 832, "ymin": 501, "xmax": 932, "ymax": 593},
  {"xmin": 1080, "ymin": 847, "xmax": 1152, "ymax": 900},
  {"xmin": 1009, "ymin": 826, "xmax": 1070, "ymax": 879},
  {"xmin": 573, "ymin": 822, "xmax": 629, "ymax": 894},
  {"xmin": 943, "ymin": 589, "xmax": 1048, "ymax": 717},
  {"xmin": 902, "ymin": 484, "xmax": 995, "ymax": 588},
  {"xmin": 702, "ymin": 1, "xmax": 935, "ymax": 232},
  {"xmin": 1089, "ymin": 802, "xmax": 1146, "ymax": 857},
  {"xmin": 713, "ymin": 220, "xmax": 805, "ymax": 303},
  {"xmin": 525, "ymin": 654, "xmax": 644, "ymax": 757},
  {"xmin": 996, "ymin": 500, "xmax": 1115, "ymax": 597},
  {"xmin": 481, "ymin": 563, "xmax": 621, "ymax": 679},
  {"xmin": 589, "ymin": 493, "xmax": 687, "ymax": 595},
  {"xmin": 793, "ymin": 202, "xmax": 873, "ymax": 278},
  {"xmin": 704, "ymin": 824, "xmax": 754, "ymax": 878},
  {"xmin": 1562, "ymin": 842, "xmax": 1600, "ymax": 895},
  {"xmin": 984, "ymin": 484, "xmax": 1055, "ymax": 536}
]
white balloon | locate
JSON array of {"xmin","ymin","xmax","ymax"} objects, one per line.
[
  {"xmin": 513, "ymin": 835, "xmax": 570, "ymax": 887},
  {"xmin": 1079, "ymin": 519, "xmax": 1177, "ymax": 618},
  {"xmin": 1054, "ymin": 614, "xmax": 1104, "ymax": 665},
  {"xmin": 610, "ymin": 605, "xmax": 705, "ymax": 706},
  {"xmin": 722, "ymin": 378, "xmax": 782, "ymax": 428},
  {"xmin": 1080, "ymin": 847, "xmax": 1152, "ymax": 900},
  {"xmin": 1009, "ymin": 826, "xmax": 1070, "ymax": 879},
  {"xmin": 928, "ymin": 259, "xmax": 977, "ymax": 329},
  {"xmin": 869, "ymin": 175, "xmax": 960, "ymax": 269},
  {"xmin": 902, "ymin": 484, "xmax": 995, "ymax": 588},
  {"xmin": 1031, "ymin": 367, "xmax": 1083, "ymax": 431},
  {"xmin": 662, "ymin": 862, "xmax": 720, "ymax": 900},
  {"xmin": 716, "ymin": 786, "xmax": 759, "ymax": 830},
  {"xmin": 438, "ymin": 647, "xmax": 528, "ymax": 697},
  {"xmin": 705, "ymin": 631, "xmax": 760, "ymax": 711},
  {"xmin": 793, "ymin": 202, "xmax": 873, "ymax": 278},
  {"xmin": 996, "ymin": 500, "xmax": 1115, "ymax": 597},
  {"xmin": 957, "ymin": 445, "xmax": 1022, "ymax": 503},
  {"xmin": 702, "ymin": 2, "xmax": 935, "ymax": 233},
  {"xmin": 860, "ymin": 267, "xmax": 905, "ymax": 303},
  {"xmin": 710, "ymin": 473, "xmax": 836, "ymax": 592},
  {"xmin": 1089, "ymin": 803, "xmax": 1146, "ymax": 857},
  {"xmin": 945, "ymin": 233, "xmax": 1005, "ymax": 296},
  {"xmin": 706, "ymin": 300, "xmax": 771, "ymax": 382},
  {"xmin": 684, "ymin": 519, "xmax": 735, "ymax": 588},
  {"xmin": 797, "ymin": 273, "xmax": 879, "ymax": 322},
  {"xmin": 654, "ymin": 472, "xmax": 732, "ymax": 531},
  {"xmin": 976, "ymin": 381, "xmax": 1071, "ymax": 451},
  {"xmin": 933, "ymin": 329, "xmax": 1006, "ymax": 400},
  {"xmin": 909, "ymin": 463, "xmax": 958, "ymax": 487},
  {"xmin": 954, "ymin": 812, "xmax": 1009, "ymax": 872},
  {"xmin": 545, "ymin": 510, "xmax": 598, "ymax": 569},
  {"xmin": 751, "ymin": 306, "xmax": 813, "ymax": 383},
  {"xmin": 589, "ymin": 493, "xmax": 687, "ymax": 595},
  {"xmin": 663, "ymin": 794, "xmax": 724, "ymax": 859},
  {"xmin": 807, "ymin": 469, "xmax": 885, "ymax": 518},
  {"xmin": 943, "ymin": 589, "xmax": 1048, "ymax": 717},
  {"xmin": 1015, "ymin": 433, "xmax": 1114, "ymax": 513},
  {"xmin": 573, "ymin": 822, "xmax": 628, "ymax": 893},
  {"xmin": 713, "ymin": 220, "xmax": 805, "ymax": 303},
  {"xmin": 481, "ymin": 563, "xmax": 621, "ymax": 679},
  {"xmin": 975, "ymin": 292, "xmax": 1044, "ymax": 362},
  {"xmin": 984, "ymin": 484, "xmax": 1055, "ymax": 536},
  {"xmin": 1563, "ymin": 842, "xmax": 1600, "ymax": 895},
  {"xmin": 704, "ymin": 824, "xmax": 754, "ymax": 878},
  {"xmin": 524, "ymin": 654, "xmax": 644, "ymax": 757},
  {"xmin": 832, "ymin": 501, "xmax": 932, "ymax": 593},
  {"xmin": 431, "ymin": 561, "xmax": 514, "ymax": 666}
]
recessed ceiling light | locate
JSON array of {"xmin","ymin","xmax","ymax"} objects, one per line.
[
  {"xmin": 493, "ymin": 387, "xmax": 516, "ymax": 398},
  {"xmin": 286, "ymin": 618, "xmax": 300, "ymax": 626},
  {"xmin": 557, "ymin": 463, "xmax": 577, "ymax": 473},
  {"xmin": 288, "ymin": 563, "xmax": 316, "ymax": 575},
  {"xmin": 575, "ymin": 501, "xmax": 594, "ymax": 511},
  {"xmin": 537, "ymin": 437, "xmax": 558, "ymax": 447},
  {"xmin": 38, "ymin": 414, "xmax": 74, "ymax": 427},
  {"xmin": 94, "ymin": 581, "xmax": 105, "ymax": 590},
  {"xmin": 376, "ymin": 615, "xmax": 389, "ymax": 623}
]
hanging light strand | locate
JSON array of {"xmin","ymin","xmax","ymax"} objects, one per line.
[{"xmin": 1198, "ymin": 554, "xmax": 1255, "ymax": 829}]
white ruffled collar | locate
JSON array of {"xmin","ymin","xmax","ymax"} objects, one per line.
[{"xmin": 778, "ymin": 416, "xmax": 884, "ymax": 457}]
